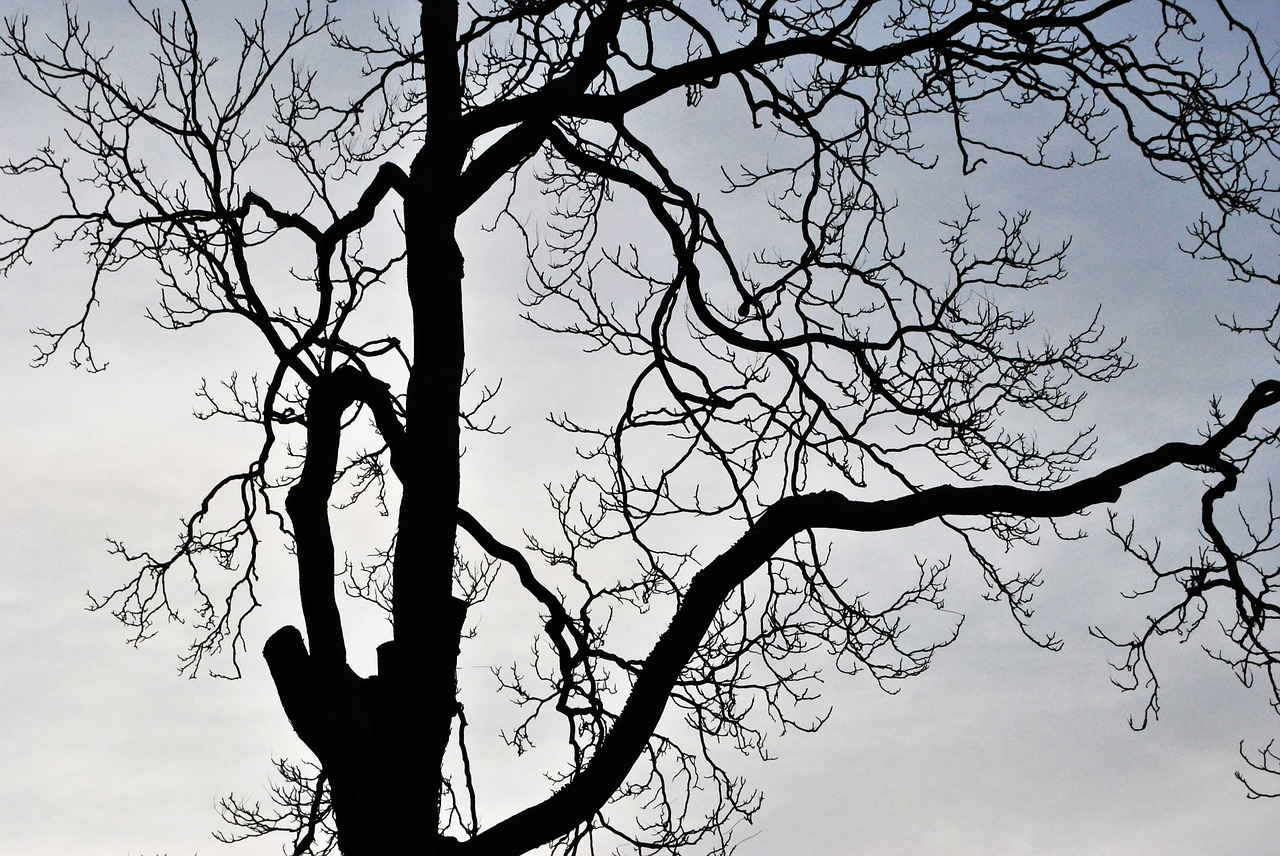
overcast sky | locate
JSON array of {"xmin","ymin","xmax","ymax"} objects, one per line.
[{"xmin": 2, "ymin": 1, "xmax": 1280, "ymax": 855}]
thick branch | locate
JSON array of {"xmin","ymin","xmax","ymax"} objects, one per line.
[
  {"xmin": 465, "ymin": 379, "xmax": 1280, "ymax": 855},
  {"xmin": 284, "ymin": 373, "xmax": 354, "ymax": 667},
  {"xmin": 263, "ymin": 626, "xmax": 327, "ymax": 752},
  {"xmin": 455, "ymin": 119, "xmax": 552, "ymax": 213},
  {"xmin": 462, "ymin": 0, "xmax": 1113, "ymax": 137},
  {"xmin": 284, "ymin": 364, "xmax": 400, "ymax": 667}
]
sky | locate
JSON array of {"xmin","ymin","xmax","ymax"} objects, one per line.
[{"xmin": 2, "ymin": 1, "xmax": 1280, "ymax": 855}]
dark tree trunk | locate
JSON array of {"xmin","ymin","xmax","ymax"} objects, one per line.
[
  {"xmin": 266, "ymin": 623, "xmax": 464, "ymax": 855},
  {"xmin": 260, "ymin": 153, "xmax": 472, "ymax": 856},
  {"xmin": 266, "ymin": 206, "xmax": 471, "ymax": 855},
  {"xmin": 266, "ymin": 0, "xmax": 475, "ymax": 847}
]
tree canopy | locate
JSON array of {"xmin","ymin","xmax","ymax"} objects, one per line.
[{"xmin": 3, "ymin": 0, "xmax": 1280, "ymax": 853}]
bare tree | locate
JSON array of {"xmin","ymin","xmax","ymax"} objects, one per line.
[{"xmin": 3, "ymin": 0, "xmax": 1280, "ymax": 853}]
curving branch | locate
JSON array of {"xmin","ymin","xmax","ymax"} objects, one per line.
[{"xmin": 466, "ymin": 380, "xmax": 1280, "ymax": 853}]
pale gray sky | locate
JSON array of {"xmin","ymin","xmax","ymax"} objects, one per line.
[{"xmin": 2, "ymin": 1, "xmax": 1279, "ymax": 855}]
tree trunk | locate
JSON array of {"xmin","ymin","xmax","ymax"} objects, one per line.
[{"xmin": 266, "ymin": 614, "xmax": 467, "ymax": 855}]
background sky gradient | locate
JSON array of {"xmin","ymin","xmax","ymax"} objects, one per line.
[{"xmin": 2, "ymin": 1, "xmax": 1279, "ymax": 854}]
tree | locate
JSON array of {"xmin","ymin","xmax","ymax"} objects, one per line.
[{"xmin": 2, "ymin": 0, "xmax": 1279, "ymax": 853}]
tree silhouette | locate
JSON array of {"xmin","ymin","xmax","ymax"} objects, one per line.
[{"xmin": 3, "ymin": 0, "xmax": 1280, "ymax": 853}]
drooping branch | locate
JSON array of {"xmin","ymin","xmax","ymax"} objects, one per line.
[
  {"xmin": 217, "ymin": 757, "xmax": 335, "ymax": 856},
  {"xmin": 457, "ymin": 507, "xmax": 590, "ymax": 695}
]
